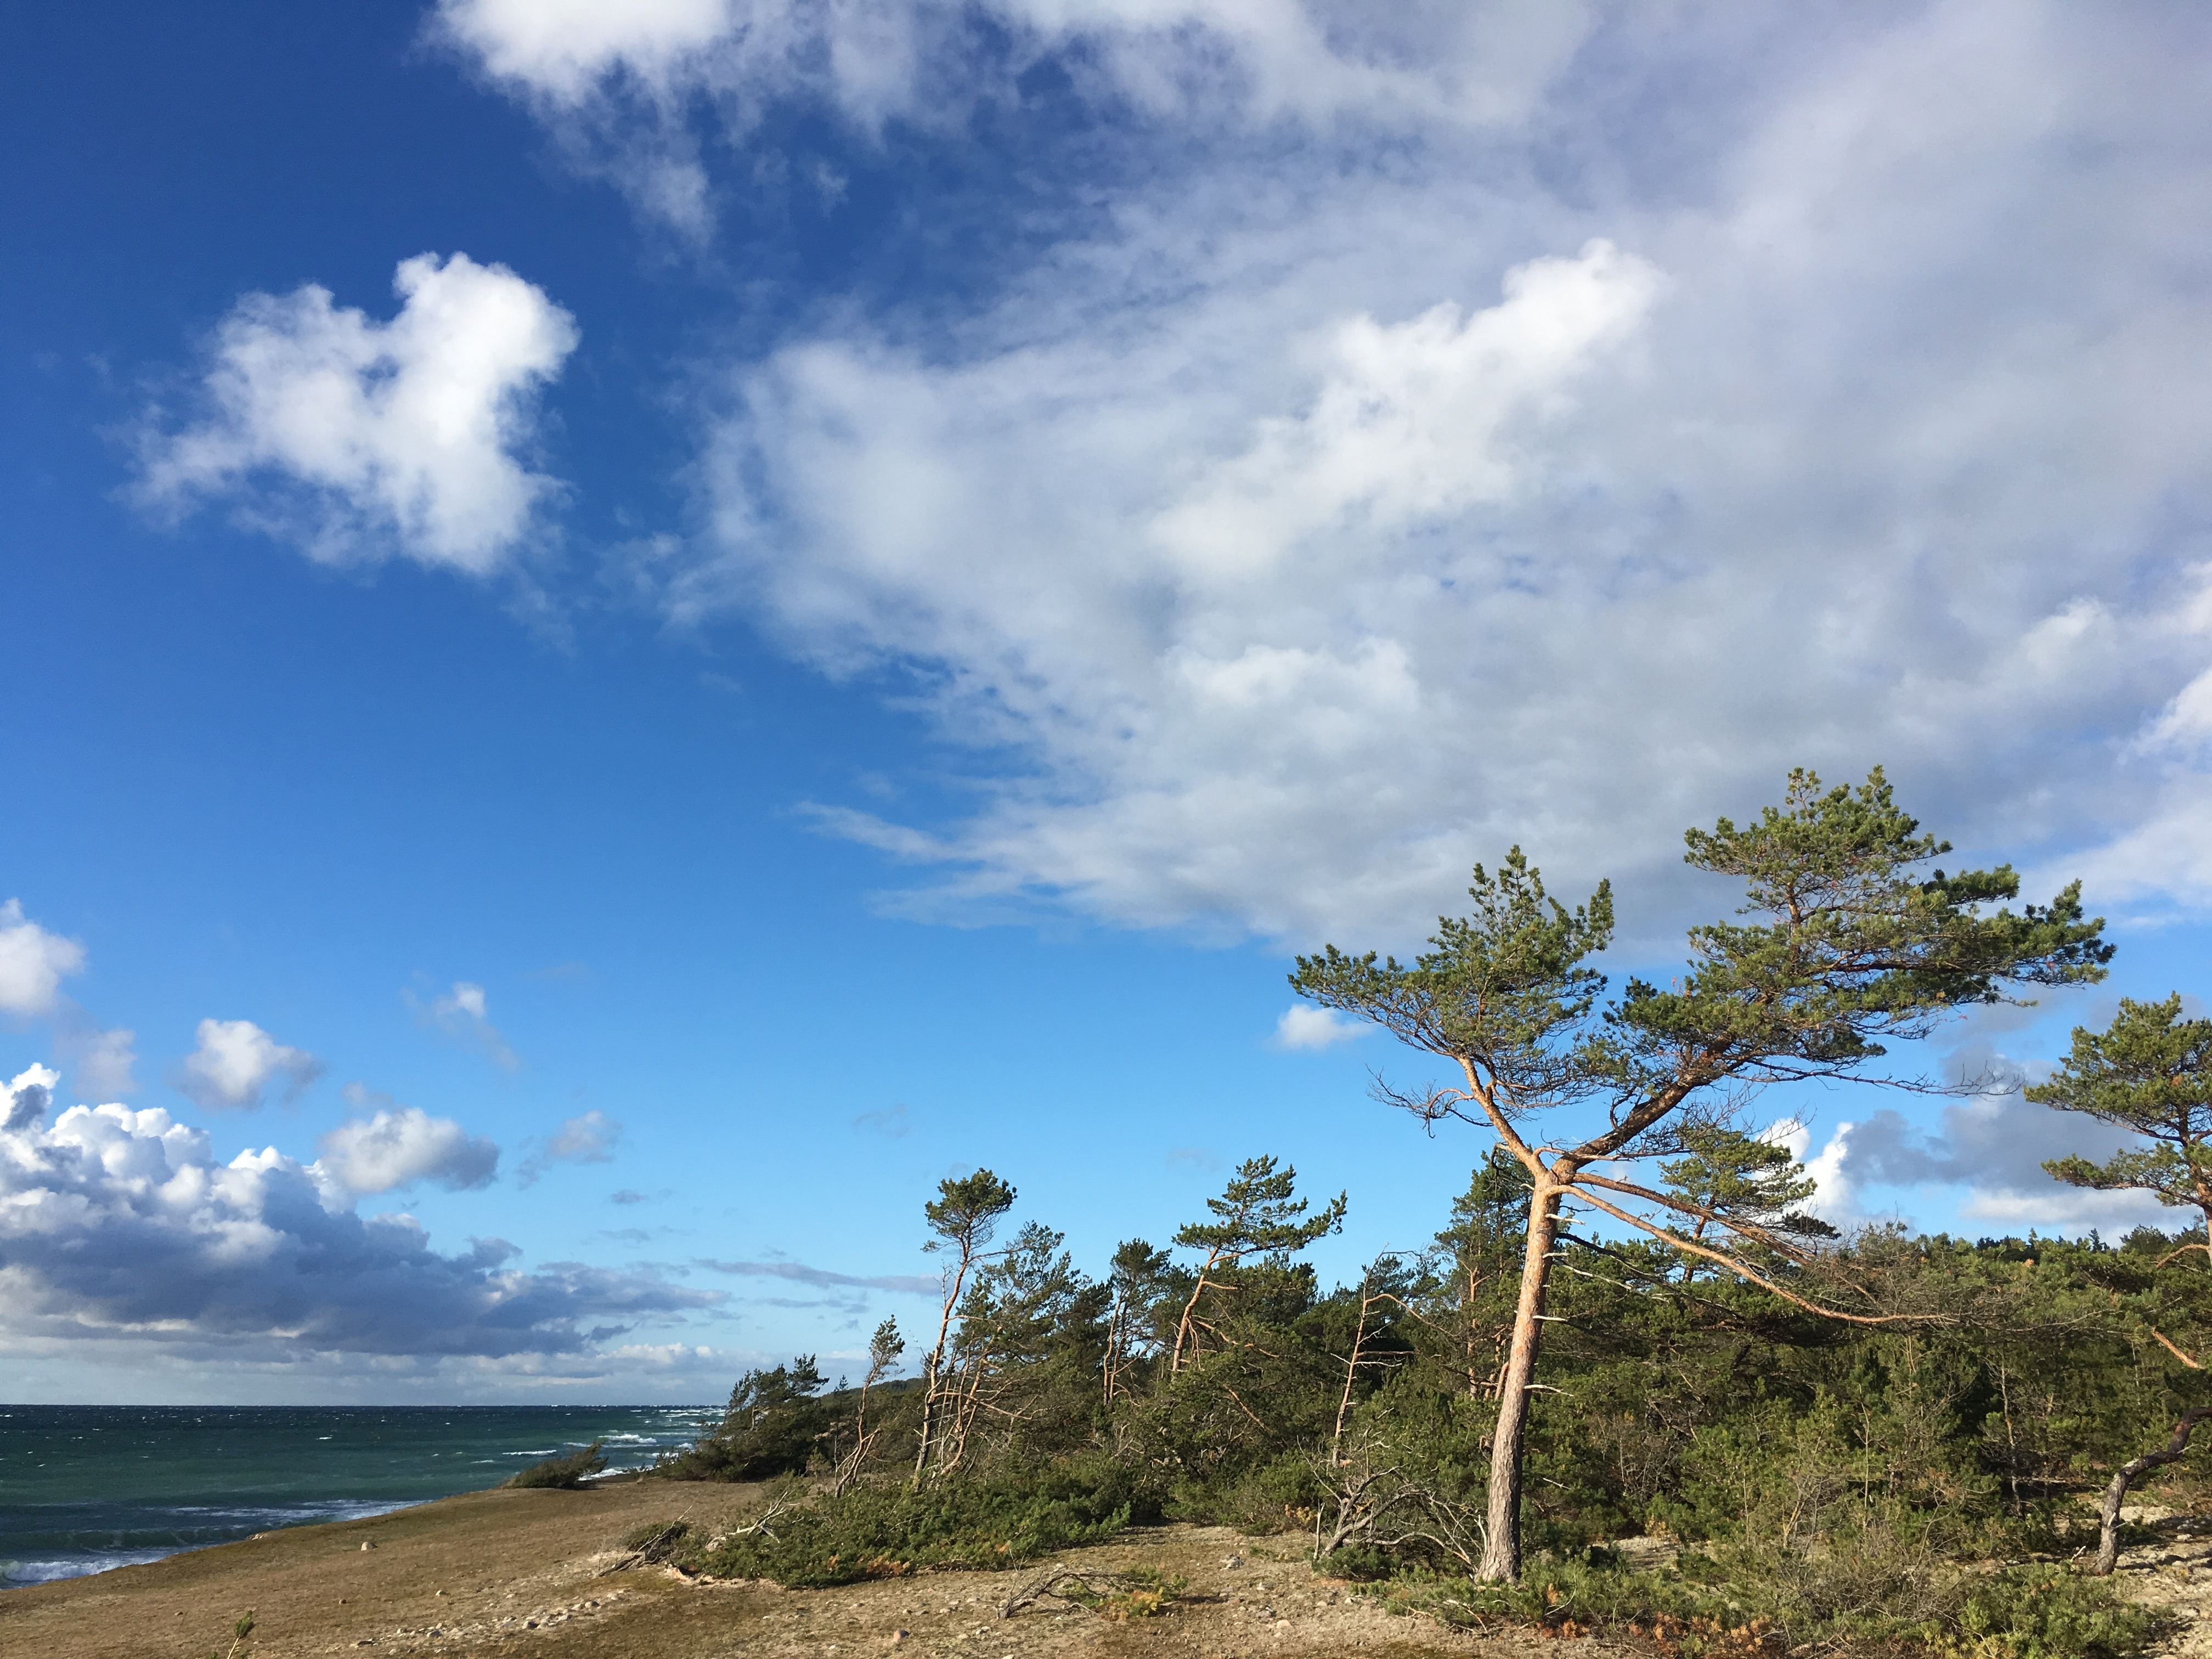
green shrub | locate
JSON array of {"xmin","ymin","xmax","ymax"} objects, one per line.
[
  {"xmin": 1375, "ymin": 1550, "xmax": 2159, "ymax": 1659},
  {"xmin": 1922, "ymin": 1565, "xmax": 2159, "ymax": 1659},
  {"xmin": 1379, "ymin": 1558, "xmax": 1777, "ymax": 1652},
  {"xmin": 661, "ymin": 1358, "xmax": 833, "ymax": 1482},
  {"xmin": 506, "ymin": 1440, "xmax": 608, "ymax": 1489},
  {"xmin": 698, "ymin": 1474, "xmax": 1130, "ymax": 1587}
]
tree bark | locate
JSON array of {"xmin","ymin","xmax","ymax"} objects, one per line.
[
  {"xmin": 910, "ymin": 1350, "xmax": 941, "ymax": 1490},
  {"xmin": 2094, "ymin": 1408, "xmax": 2212, "ymax": 1575},
  {"xmin": 912, "ymin": 1242, "xmax": 978, "ymax": 1490},
  {"xmin": 1479, "ymin": 1172, "xmax": 1565, "ymax": 1582},
  {"xmin": 1171, "ymin": 1248, "xmax": 1228, "ymax": 1373}
]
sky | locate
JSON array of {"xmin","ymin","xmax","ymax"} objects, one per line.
[{"xmin": 5, "ymin": 0, "xmax": 2212, "ymax": 1404}]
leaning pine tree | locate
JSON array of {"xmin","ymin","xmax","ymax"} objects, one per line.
[
  {"xmin": 2027, "ymin": 993, "xmax": 2212, "ymax": 1573},
  {"xmin": 1289, "ymin": 768, "xmax": 2110, "ymax": 1581}
]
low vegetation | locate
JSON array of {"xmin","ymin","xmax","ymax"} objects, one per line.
[
  {"xmin": 636, "ymin": 770, "xmax": 2212, "ymax": 1658},
  {"xmin": 506, "ymin": 1440, "xmax": 607, "ymax": 1489}
]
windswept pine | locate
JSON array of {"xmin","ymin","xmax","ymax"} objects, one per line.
[{"xmin": 634, "ymin": 771, "xmax": 2211, "ymax": 1658}]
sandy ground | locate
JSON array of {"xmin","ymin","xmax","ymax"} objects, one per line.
[
  {"xmin": 12, "ymin": 1479, "xmax": 2208, "ymax": 1658},
  {"xmin": 0, "ymin": 1480, "xmax": 1556, "ymax": 1659},
  {"xmin": 2107, "ymin": 1515, "xmax": 2212, "ymax": 1659}
]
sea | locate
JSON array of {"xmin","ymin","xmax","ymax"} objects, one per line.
[{"xmin": 0, "ymin": 1403, "xmax": 721, "ymax": 1589}]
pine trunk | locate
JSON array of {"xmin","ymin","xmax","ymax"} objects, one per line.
[
  {"xmin": 909, "ymin": 1354, "xmax": 940, "ymax": 1489},
  {"xmin": 1479, "ymin": 1173, "xmax": 1564, "ymax": 1582}
]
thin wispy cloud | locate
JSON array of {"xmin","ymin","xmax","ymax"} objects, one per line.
[
  {"xmin": 408, "ymin": 979, "xmax": 521, "ymax": 1071},
  {"xmin": 851, "ymin": 1103, "xmax": 912, "ymax": 1138},
  {"xmin": 58, "ymin": 1021, "xmax": 137, "ymax": 1100},
  {"xmin": 516, "ymin": 1109, "xmax": 623, "ymax": 1187},
  {"xmin": 695, "ymin": 1257, "xmax": 940, "ymax": 1296}
]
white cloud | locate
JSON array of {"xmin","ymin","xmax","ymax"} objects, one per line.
[
  {"xmin": 409, "ymin": 980, "xmax": 521, "ymax": 1070},
  {"xmin": 547, "ymin": 1108, "xmax": 620, "ymax": 1161},
  {"xmin": 59, "ymin": 1025, "xmax": 138, "ymax": 1101},
  {"xmin": 563, "ymin": 2, "xmax": 2212, "ymax": 946},
  {"xmin": 1814, "ymin": 1090, "xmax": 2171, "ymax": 1238},
  {"xmin": 137, "ymin": 253, "xmax": 577, "ymax": 574},
  {"xmin": 438, "ymin": 0, "xmax": 736, "ymax": 104},
  {"xmin": 4, "ymin": 1064, "xmax": 58, "ymax": 1131},
  {"xmin": 435, "ymin": 0, "xmax": 1595, "ymax": 232},
  {"xmin": 176, "ymin": 1018, "xmax": 323, "ymax": 1111},
  {"xmin": 0, "ymin": 1084, "xmax": 710, "ymax": 1358},
  {"xmin": 1272, "ymin": 1006, "xmax": 1366, "ymax": 1052},
  {"xmin": 1796, "ymin": 1124, "xmax": 1859, "ymax": 1227},
  {"xmin": 0, "ymin": 900, "xmax": 85, "ymax": 1018},
  {"xmin": 516, "ymin": 1108, "xmax": 624, "ymax": 1186},
  {"xmin": 320, "ymin": 1090, "xmax": 501, "ymax": 1194}
]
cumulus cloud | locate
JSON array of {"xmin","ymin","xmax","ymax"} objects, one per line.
[
  {"xmin": 1272, "ymin": 1006, "xmax": 1366, "ymax": 1052},
  {"xmin": 4, "ymin": 1064, "xmax": 57, "ymax": 1131},
  {"xmin": 1836, "ymin": 1095, "xmax": 2168, "ymax": 1234},
  {"xmin": 136, "ymin": 253, "xmax": 577, "ymax": 574},
  {"xmin": 516, "ymin": 1109, "xmax": 623, "ymax": 1186},
  {"xmin": 319, "ymin": 1087, "xmax": 501, "ymax": 1194},
  {"xmin": 449, "ymin": 3, "xmax": 2212, "ymax": 947},
  {"xmin": 0, "ymin": 1081, "xmax": 713, "ymax": 1359},
  {"xmin": 1771, "ymin": 1077, "xmax": 2169, "ymax": 1237},
  {"xmin": 409, "ymin": 980, "xmax": 520, "ymax": 1071},
  {"xmin": 0, "ymin": 900, "xmax": 84, "ymax": 1018},
  {"xmin": 176, "ymin": 1018, "xmax": 323, "ymax": 1110}
]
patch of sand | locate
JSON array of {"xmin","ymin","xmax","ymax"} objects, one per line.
[{"xmin": 0, "ymin": 1482, "xmax": 1560, "ymax": 1658}]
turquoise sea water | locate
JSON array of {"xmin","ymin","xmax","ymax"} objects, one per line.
[{"xmin": 0, "ymin": 1404, "xmax": 720, "ymax": 1588}]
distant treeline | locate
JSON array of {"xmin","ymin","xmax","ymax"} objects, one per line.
[{"xmin": 638, "ymin": 770, "xmax": 2212, "ymax": 1659}]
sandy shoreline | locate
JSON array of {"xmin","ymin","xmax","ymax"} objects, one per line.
[{"xmin": 0, "ymin": 1477, "xmax": 1542, "ymax": 1657}]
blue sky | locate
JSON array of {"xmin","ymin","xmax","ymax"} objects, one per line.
[{"xmin": 6, "ymin": 1, "xmax": 2212, "ymax": 1404}]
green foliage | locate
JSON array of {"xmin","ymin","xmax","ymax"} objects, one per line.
[
  {"xmin": 506, "ymin": 1439, "xmax": 607, "ymax": 1488},
  {"xmin": 1057, "ymin": 1564, "xmax": 1189, "ymax": 1618},
  {"xmin": 208, "ymin": 1609, "xmax": 256, "ymax": 1659},
  {"xmin": 660, "ymin": 1357, "xmax": 832, "ymax": 1481},
  {"xmin": 1173, "ymin": 1154, "xmax": 1346, "ymax": 1264},
  {"xmin": 1661, "ymin": 1122, "xmax": 1836, "ymax": 1248},
  {"xmin": 865, "ymin": 1318, "xmax": 905, "ymax": 1380},
  {"xmin": 1929, "ymin": 1564, "xmax": 2158, "ymax": 1659},
  {"xmin": 1378, "ymin": 1553, "xmax": 2154, "ymax": 1659},
  {"xmin": 1286, "ymin": 768, "xmax": 2112, "ymax": 1578},
  {"xmin": 696, "ymin": 1473, "xmax": 1132, "ymax": 1587},
  {"xmin": 926, "ymin": 1170, "xmax": 1017, "ymax": 1253},
  {"xmin": 1644, "ymin": 769, "xmax": 2111, "ymax": 1071},
  {"xmin": 1376, "ymin": 1558, "xmax": 1779, "ymax": 1651},
  {"xmin": 2033, "ymin": 995, "xmax": 2212, "ymax": 1227},
  {"xmin": 1288, "ymin": 845, "xmax": 1615, "ymax": 1108}
]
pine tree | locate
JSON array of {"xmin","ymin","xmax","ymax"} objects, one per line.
[
  {"xmin": 1290, "ymin": 768, "xmax": 2109, "ymax": 1579},
  {"xmin": 1170, "ymin": 1155, "xmax": 1346, "ymax": 1371},
  {"xmin": 2032, "ymin": 994, "xmax": 2212, "ymax": 1254}
]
